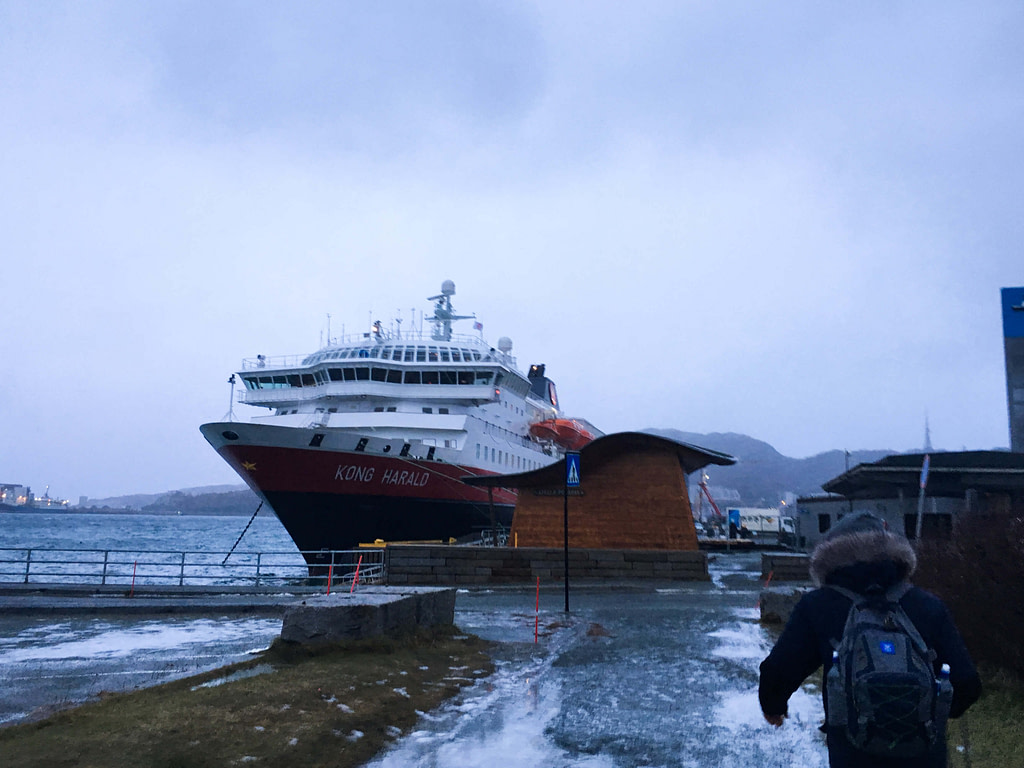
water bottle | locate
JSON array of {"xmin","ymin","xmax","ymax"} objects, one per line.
[
  {"xmin": 826, "ymin": 651, "xmax": 847, "ymax": 727},
  {"xmin": 934, "ymin": 663, "xmax": 953, "ymax": 726}
]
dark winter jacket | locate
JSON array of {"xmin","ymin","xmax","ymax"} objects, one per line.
[{"xmin": 759, "ymin": 524, "xmax": 981, "ymax": 768}]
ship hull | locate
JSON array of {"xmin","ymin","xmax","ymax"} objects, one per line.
[{"xmin": 200, "ymin": 422, "xmax": 516, "ymax": 556}]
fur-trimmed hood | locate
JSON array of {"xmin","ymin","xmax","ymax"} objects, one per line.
[{"xmin": 809, "ymin": 529, "xmax": 917, "ymax": 587}]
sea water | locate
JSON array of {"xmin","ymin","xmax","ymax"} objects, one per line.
[{"xmin": 0, "ymin": 511, "xmax": 298, "ymax": 553}]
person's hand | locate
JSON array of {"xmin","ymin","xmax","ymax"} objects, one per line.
[{"xmin": 763, "ymin": 712, "xmax": 786, "ymax": 727}]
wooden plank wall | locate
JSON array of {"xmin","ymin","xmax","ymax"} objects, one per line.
[{"xmin": 509, "ymin": 447, "xmax": 699, "ymax": 550}]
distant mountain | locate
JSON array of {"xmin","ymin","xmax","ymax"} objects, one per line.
[
  {"xmin": 645, "ymin": 429, "xmax": 895, "ymax": 506},
  {"xmin": 80, "ymin": 487, "xmax": 252, "ymax": 518}
]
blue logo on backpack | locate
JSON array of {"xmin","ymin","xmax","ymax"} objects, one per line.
[{"xmin": 880, "ymin": 641, "xmax": 896, "ymax": 654}]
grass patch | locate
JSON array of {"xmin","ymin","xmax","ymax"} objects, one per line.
[
  {"xmin": 0, "ymin": 626, "xmax": 492, "ymax": 768},
  {"xmin": 947, "ymin": 666, "xmax": 1024, "ymax": 768}
]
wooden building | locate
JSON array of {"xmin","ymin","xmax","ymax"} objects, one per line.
[{"xmin": 464, "ymin": 432, "xmax": 735, "ymax": 550}]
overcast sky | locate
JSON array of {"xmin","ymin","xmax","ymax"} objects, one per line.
[{"xmin": 2, "ymin": 1, "xmax": 1022, "ymax": 501}]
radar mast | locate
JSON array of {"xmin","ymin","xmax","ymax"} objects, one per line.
[{"xmin": 426, "ymin": 280, "xmax": 474, "ymax": 341}]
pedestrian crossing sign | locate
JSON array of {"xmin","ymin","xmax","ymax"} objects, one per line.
[{"xmin": 566, "ymin": 452, "xmax": 581, "ymax": 487}]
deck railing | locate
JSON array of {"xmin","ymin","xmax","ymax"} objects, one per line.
[{"xmin": 0, "ymin": 548, "xmax": 385, "ymax": 589}]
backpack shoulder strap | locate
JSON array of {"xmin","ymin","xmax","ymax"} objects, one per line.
[{"xmin": 826, "ymin": 584, "xmax": 862, "ymax": 605}]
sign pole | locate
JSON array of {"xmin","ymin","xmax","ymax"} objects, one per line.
[
  {"xmin": 915, "ymin": 454, "xmax": 930, "ymax": 541},
  {"xmin": 564, "ymin": 452, "xmax": 580, "ymax": 613}
]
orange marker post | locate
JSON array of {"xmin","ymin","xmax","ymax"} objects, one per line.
[
  {"xmin": 350, "ymin": 554, "xmax": 363, "ymax": 593},
  {"xmin": 327, "ymin": 564, "xmax": 333, "ymax": 595},
  {"xmin": 535, "ymin": 577, "xmax": 540, "ymax": 643}
]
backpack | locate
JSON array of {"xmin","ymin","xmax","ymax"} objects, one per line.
[{"xmin": 825, "ymin": 583, "xmax": 953, "ymax": 758}]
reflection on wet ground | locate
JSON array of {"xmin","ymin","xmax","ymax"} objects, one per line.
[{"xmin": 368, "ymin": 551, "xmax": 827, "ymax": 768}]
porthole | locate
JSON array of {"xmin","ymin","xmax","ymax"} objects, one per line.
[{"xmin": 222, "ymin": 430, "xmax": 240, "ymax": 441}]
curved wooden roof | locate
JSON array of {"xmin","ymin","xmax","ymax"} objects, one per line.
[{"xmin": 462, "ymin": 431, "xmax": 736, "ymax": 489}]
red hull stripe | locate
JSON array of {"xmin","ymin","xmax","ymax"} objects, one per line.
[{"xmin": 220, "ymin": 445, "xmax": 518, "ymax": 505}]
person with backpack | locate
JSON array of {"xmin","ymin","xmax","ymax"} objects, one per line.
[{"xmin": 758, "ymin": 511, "xmax": 981, "ymax": 767}]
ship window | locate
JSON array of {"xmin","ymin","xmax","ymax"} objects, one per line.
[
  {"xmin": 387, "ymin": 406, "xmax": 396, "ymax": 412},
  {"xmin": 328, "ymin": 368, "xmax": 343, "ymax": 382},
  {"xmin": 371, "ymin": 368, "xmax": 387, "ymax": 382},
  {"xmin": 328, "ymin": 407, "xmax": 337, "ymax": 413},
  {"xmin": 379, "ymin": 348, "xmax": 391, "ymax": 360},
  {"xmin": 404, "ymin": 348, "xmax": 415, "ymax": 362},
  {"xmin": 457, "ymin": 371, "xmax": 473, "ymax": 385},
  {"xmin": 400, "ymin": 443, "xmax": 411, "ymax": 457},
  {"xmin": 242, "ymin": 377, "xmax": 257, "ymax": 390},
  {"xmin": 416, "ymin": 347, "xmax": 426, "ymax": 362},
  {"xmin": 422, "ymin": 370, "xmax": 439, "ymax": 385},
  {"xmin": 374, "ymin": 407, "xmax": 384, "ymax": 412},
  {"xmin": 439, "ymin": 408, "xmax": 449, "ymax": 414},
  {"xmin": 354, "ymin": 367, "xmax": 369, "ymax": 381},
  {"xmin": 441, "ymin": 349, "xmax": 452, "ymax": 362},
  {"xmin": 404, "ymin": 371, "xmax": 421, "ymax": 384},
  {"xmin": 309, "ymin": 433, "xmax": 325, "ymax": 447},
  {"xmin": 475, "ymin": 371, "xmax": 492, "ymax": 385},
  {"xmin": 355, "ymin": 437, "xmax": 368, "ymax": 452},
  {"xmin": 498, "ymin": 450, "xmax": 503, "ymax": 464},
  {"xmin": 301, "ymin": 374, "xmax": 315, "ymax": 386},
  {"xmin": 428, "ymin": 347, "xmax": 439, "ymax": 362},
  {"xmin": 476, "ymin": 444, "xmax": 481, "ymax": 459},
  {"xmin": 440, "ymin": 371, "xmax": 456, "ymax": 385},
  {"xmin": 428, "ymin": 446, "xmax": 436, "ymax": 460},
  {"xmin": 273, "ymin": 376, "xmax": 287, "ymax": 387},
  {"xmin": 423, "ymin": 407, "xmax": 432, "ymax": 413},
  {"xmin": 343, "ymin": 368, "xmax": 356, "ymax": 382},
  {"xmin": 386, "ymin": 369, "xmax": 402, "ymax": 384},
  {"xmin": 287, "ymin": 374, "xmax": 302, "ymax": 387},
  {"xmin": 382, "ymin": 444, "xmax": 391, "ymax": 452},
  {"xmin": 472, "ymin": 351, "xmax": 482, "ymax": 360}
]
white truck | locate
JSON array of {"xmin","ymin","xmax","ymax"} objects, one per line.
[{"xmin": 726, "ymin": 508, "xmax": 795, "ymax": 543}]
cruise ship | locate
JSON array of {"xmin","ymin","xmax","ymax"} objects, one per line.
[{"xmin": 200, "ymin": 281, "xmax": 599, "ymax": 560}]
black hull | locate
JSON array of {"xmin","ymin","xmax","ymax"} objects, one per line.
[{"xmin": 263, "ymin": 490, "xmax": 515, "ymax": 561}]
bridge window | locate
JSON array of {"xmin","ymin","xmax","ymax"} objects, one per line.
[
  {"xmin": 354, "ymin": 368, "xmax": 369, "ymax": 381},
  {"xmin": 328, "ymin": 368, "xmax": 343, "ymax": 382},
  {"xmin": 386, "ymin": 369, "xmax": 402, "ymax": 384},
  {"xmin": 475, "ymin": 371, "xmax": 492, "ymax": 385},
  {"xmin": 403, "ymin": 348, "xmax": 415, "ymax": 362},
  {"xmin": 287, "ymin": 374, "xmax": 302, "ymax": 387},
  {"xmin": 371, "ymin": 368, "xmax": 387, "ymax": 382},
  {"xmin": 404, "ymin": 371, "xmax": 421, "ymax": 384},
  {"xmin": 343, "ymin": 368, "xmax": 356, "ymax": 382},
  {"xmin": 416, "ymin": 347, "xmax": 426, "ymax": 362},
  {"xmin": 442, "ymin": 349, "xmax": 452, "ymax": 362},
  {"xmin": 422, "ymin": 370, "xmax": 439, "ymax": 385},
  {"xmin": 440, "ymin": 371, "xmax": 457, "ymax": 385}
]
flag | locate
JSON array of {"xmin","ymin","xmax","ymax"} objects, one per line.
[{"xmin": 474, "ymin": 321, "xmax": 483, "ymax": 331}]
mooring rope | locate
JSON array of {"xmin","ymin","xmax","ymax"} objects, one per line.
[{"xmin": 222, "ymin": 500, "xmax": 264, "ymax": 565}]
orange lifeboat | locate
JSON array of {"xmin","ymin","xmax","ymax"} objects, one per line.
[
  {"xmin": 552, "ymin": 419, "xmax": 595, "ymax": 451},
  {"xmin": 529, "ymin": 419, "xmax": 560, "ymax": 442}
]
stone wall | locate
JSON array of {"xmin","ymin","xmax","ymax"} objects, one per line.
[
  {"xmin": 384, "ymin": 545, "xmax": 709, "ymax": 585},
  {"xmin": 761, "ymin": 553, "xmax": 810, "ymax": 582}
]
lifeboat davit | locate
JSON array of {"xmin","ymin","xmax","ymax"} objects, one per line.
[{"xmin": 530, "ymin": 418, "xmax": 594, "ymax": 451}]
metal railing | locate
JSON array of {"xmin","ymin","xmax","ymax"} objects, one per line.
[{"xmin": 0, "ymin": 548, "xmax": 386, "ymax": 589}]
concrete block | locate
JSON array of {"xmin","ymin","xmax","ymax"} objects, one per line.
[
  {"xmin": 280, "ymin": 587, "xmax": 456, "ymax": 645},
  {"xmin": 759, "ymin": 586, "xmax": 810, "ymax": 624}
]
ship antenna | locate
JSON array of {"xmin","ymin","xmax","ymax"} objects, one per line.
[{"xmin": 225, "ymin": 374, "xmax": 236, "ymax": 422}]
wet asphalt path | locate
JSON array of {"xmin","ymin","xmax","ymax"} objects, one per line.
[{"xmin": 368, "ymin": 552, "xmax": 827, "ymax": 767}]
